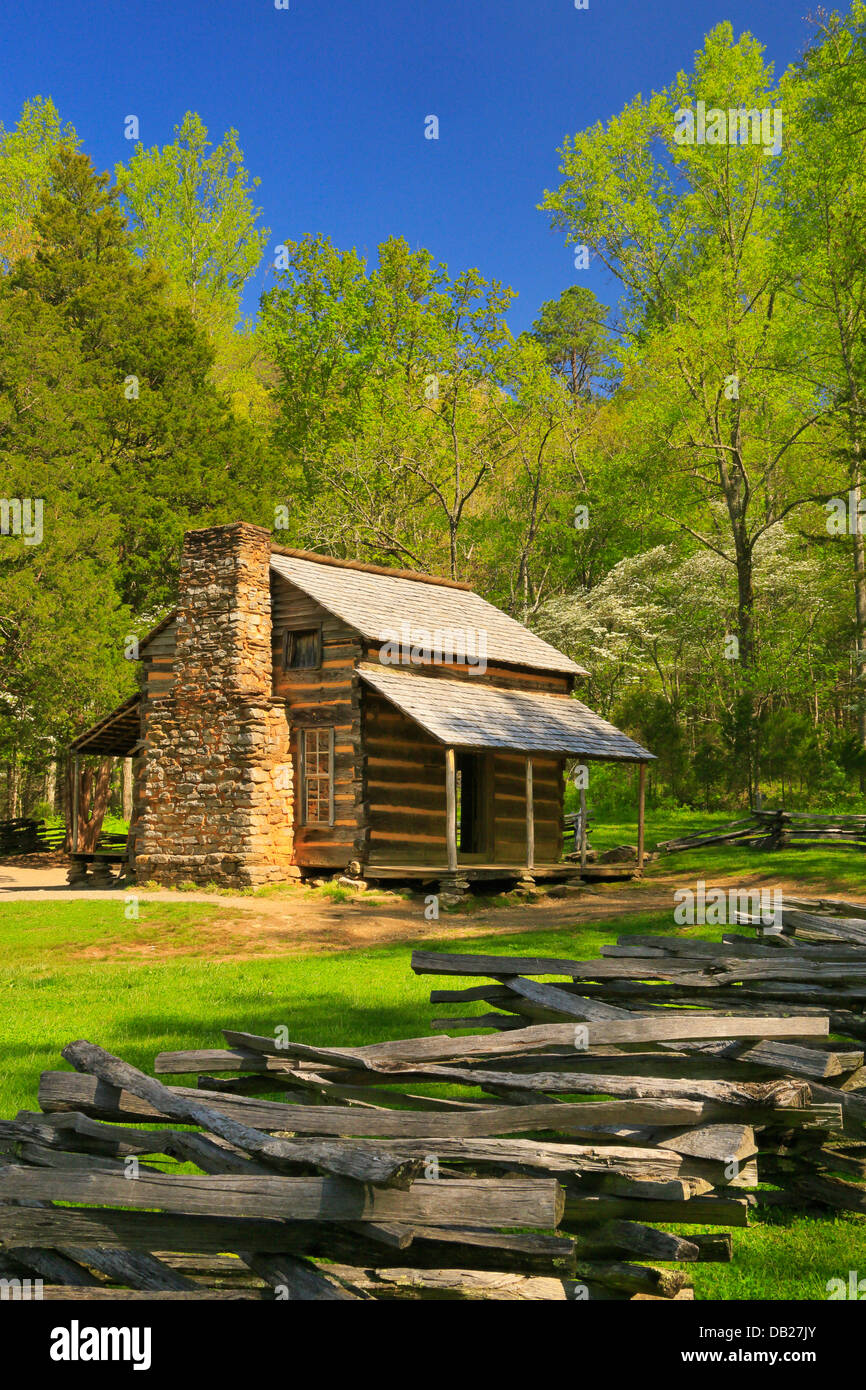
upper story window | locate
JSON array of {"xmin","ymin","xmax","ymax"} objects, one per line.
[{"xmin": 284, "ymin": 627, "xmax": 322, "ymax": 670}]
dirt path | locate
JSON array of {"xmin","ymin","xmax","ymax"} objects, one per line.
[{"xmin": 4, "ymin": 858, "xmax": 865, "ymax": 961}]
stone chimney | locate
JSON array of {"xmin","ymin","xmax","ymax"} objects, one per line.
[{"xmin": 134, "ymin": 523, "xmax": 294, "ymax": 887}]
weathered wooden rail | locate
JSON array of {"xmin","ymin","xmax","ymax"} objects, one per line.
[
  {"xmin": 2, "ymin": 1017, "xmax": 801, "ymax": 1299},
  {"xmin": 0, "ymin": 816, "xmax": 126, "ymax": 857},
  {"xmin": 657, "ymin": 810, "xmax": 866, "ymax": 854},
  {"xmin": 416, "ymin": 899, "xmax": 866, "ymax": 1219},
  {"xmin": 6, "ymin": 914, "xmax": 864, "ymax": 1299}
]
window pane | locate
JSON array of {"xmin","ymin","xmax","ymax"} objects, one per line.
[
  {"xmin": 302, "ymin": 730, "xmax": 332, "ymax": 825},
  {"xmin": 288, "ymin": 629, "xmax": 320, "ymax": 669}
]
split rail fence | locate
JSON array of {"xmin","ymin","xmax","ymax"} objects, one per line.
[
  {"xmin": 2, "ymin": 900, "xmax": 864, "ymax": 1299},
  {"xmin": 657, "ymin": 811, "xmax": 866, "ymax": 854}
]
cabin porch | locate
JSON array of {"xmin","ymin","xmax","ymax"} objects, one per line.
[
  {"xmin": 353, "ymin": 861, "xmax": 640, "ymax": 890},
  {"xmin": 357, "ymin": 665, "xmax": 653, "ymax": 893}
]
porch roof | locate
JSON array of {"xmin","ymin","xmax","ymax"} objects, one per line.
[
  {"xmin": 358, "ymin": 665, "xmax": 654, "ymax": 762},
  {"xmin": 70, "ymin": 694, "xmax": 141, "ymax": 756}
]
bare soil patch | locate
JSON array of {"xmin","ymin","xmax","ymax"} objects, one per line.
[{"xmin": 55, "ymin": 865, "xmax": 866, "ymax": 963}]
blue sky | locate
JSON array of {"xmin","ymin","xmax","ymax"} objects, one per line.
[{"xmin": 2, "ymin": 0, "xmax": 815, "ymax": 333}]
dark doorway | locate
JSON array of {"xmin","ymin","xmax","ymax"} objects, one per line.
[{"xmin": 457, "ymin": 752, "xmax": 487, "ymax": 856}]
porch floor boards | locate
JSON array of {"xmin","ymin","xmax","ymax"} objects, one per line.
[{"xmin": 363, "ymin": 862, "xmax": 639, "ymax": 883}]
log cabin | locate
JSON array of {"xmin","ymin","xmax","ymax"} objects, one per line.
[{"xmin": 70, "ymin": 522, "xmax": 654, "ymax": 889}]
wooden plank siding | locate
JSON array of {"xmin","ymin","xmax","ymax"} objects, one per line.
[
  {"xmin": 363, "ymin": 695, "xmax": 564, "ymax": 869},
  {"xmin": 271, "ymin": 575, "xmax": 365, "ymax": 869},
  {"xmin": 140, "ymin": 620, "xmax": 178, "ymax": 706},
  {"xmin": 361, "ymin": 644, "xmax": 572, "ymax": 694},
  {"xmin": 493, "ymin": 752, "xmax": 563, "ymax": 865},
  {"xmin": 272, "ymin": 584, "xmax": 568, "ymax": 872},
  {"xmin": 364, "ymin": 693, "xmax": 447, "ymax": 865}
]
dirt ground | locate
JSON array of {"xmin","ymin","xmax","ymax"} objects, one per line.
[{"xmin": 3, "ymin": 856, "xmax": 864, "ymax": 960}]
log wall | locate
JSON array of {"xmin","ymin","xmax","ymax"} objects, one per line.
[
  {"xmin": 363, "ymin": 691, "xmax": 565, "ymax": 869},
  {"xmin": 364, "ymin": 693, "xmax": 447, "ymax": 866},
  {"xmin": 271, "ymin": 574, "xmax": 365, "ymax": 869}
]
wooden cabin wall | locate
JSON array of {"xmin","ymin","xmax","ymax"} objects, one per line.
[
  {"xmin": 271, "ymin": 575, "xmax": 365, "ymax": 868},
  {"xmin": 140, "ymin": 621, "xmax": 178, "ymax": 710},
  {"xmin": 361, "ymin": 644, "xmax": 572, "ymax": 694},
  {"xmin": 363, "ymin": 692, "xmax": 565, "ymax": 868},
  {"xmin": 492, "ymin": 752, "xmax": 563, "ymax": 864},
  {"xmin": 364, "ymin": 692, "xmax": 447, "ymax": 866}
]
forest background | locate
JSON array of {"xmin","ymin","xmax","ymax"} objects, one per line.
[{"xmin": 3, "ymin": 9, "xmax": 866, "ymax": 823}]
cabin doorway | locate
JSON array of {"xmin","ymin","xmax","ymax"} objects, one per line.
[{"xmin": 456, "ymin": 752, "xmax": 490, "ymax": 860}]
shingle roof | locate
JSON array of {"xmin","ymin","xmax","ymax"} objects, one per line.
[
  {"xmin": 270, "ymin": 553, "xmax": 586, "ymax": 677},
  {"xmin": 70, "ymin": 694, "xmax": 141, "ymax": 755},
  {"xmin": 358, "ymin": 664, "xmax": 654, "ymax": 761}
]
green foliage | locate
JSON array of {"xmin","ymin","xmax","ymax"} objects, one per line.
[
  {"xmin": 4, "ymin": 12, "xmax": 866, "ymax": 816},
  {"xmin": 0, "ymin": 147, "xmax": 277, "ymax": 777},
  {"xmin": 116, "ymin": 112, "xmax": 269, "ymax": 336},
  {"xmin": 116, "ymin": 113, "xmax": 272, "ymax": 417},
  {"xmin": 0, "ymin": 96, "xmax": 78, "ymax": 269},
  {"xmin": 525, "ymin": 285, "xmax": 613, "ymax": 397},
  {"xmin": 9, "ymin": 148, "xmax": 275, "ymax": 608},
  {"xmin": 538, "ymin": 17, "xmax": 866, "ymax": 802},
  {"xmin": 260, "ymin": 234, "xmax": 592, "ymax": 601}
]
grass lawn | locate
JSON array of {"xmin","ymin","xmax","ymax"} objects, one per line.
[
  {"xmin": 1, "ymin": 886, "xmax": 864, "ymax": 1300},
  {"xmin": 591, "ymin": 806, "xmax": 866, "ymax": 894}
]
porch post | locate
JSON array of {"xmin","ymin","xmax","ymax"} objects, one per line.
[
  {"xmin": 525, "ymin": 756, "xmax": 535, "ymax": 871},
  {"xmin": 122, "ymin": 756, "xmax": 133, "ymax": 823},
  {"xmin": 579, "ymin": 782, "xmax": 587, "ymax": 871},
  {"xmin": 72, "ymin": 756, "xmax": 80, "ymax": 854},
  {"xmin": 637, "ymin": 762, "xmax": 646, "ymax": 872},
  {"xmin": 445, "ymin": 747, "xmax": 458, "ymax": 872}
]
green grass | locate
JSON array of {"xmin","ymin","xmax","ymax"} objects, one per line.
[{"xmin": 1, "ymin": 887, "xmax": 864, "ymax": 1300}]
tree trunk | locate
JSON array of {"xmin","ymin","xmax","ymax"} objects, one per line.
[
  {"xmin": 850, "ymin": 463, "xmax": 866, "ymax": 790},
  {"xmin": 43, "ymin": 759, "xmax": 57, "ymax": 814},
  {"xmin": 65, "ymin": 758, "xmax": 113, "ymax": 854},
  {"xmin": 6, "ymin": 754, "xmax": 20, "ymax": 818},
  {"xmin": 730, "ymin": 527, "xmax": 757, "ymax": 803}
]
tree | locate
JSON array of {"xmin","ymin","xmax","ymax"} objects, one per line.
[
  {"xmin": 116, "ymin": 112, "xmax": 269, "ymax": 334},
  {"xmin": 116, "ymin": 113, "xmax": 271, "ymax": 410},
  {"xmin": 541, "ymin": 22, "xmax": 828, "ymax": 796},
  {"xmin": 260, "ymin": 234, "xmax": 521, "ymax": 579},
  {"xmin": 538, "ymin": 528, "xmax": 844, "ymax": 805},
  {"xmin": 0, "ymin": 285, "xmax": 132, "ymax": 793},
  {"xmin": 11, "ymin": 147, "xmax": 275, "ymax": 612},
  {"xmin": 526, "ymin": 285, "xmax": 613, "ymax": 398},
  {"xmin": 0, "ymin": 144, "xmax": 284, "ymax": 813},
  {"xmin": 779, "ymin": 3, "xmax": 866, "ymax": 769},
  {"xmin": 0, "ymin": 96, "xmax": 78, "ymax": 269}
]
